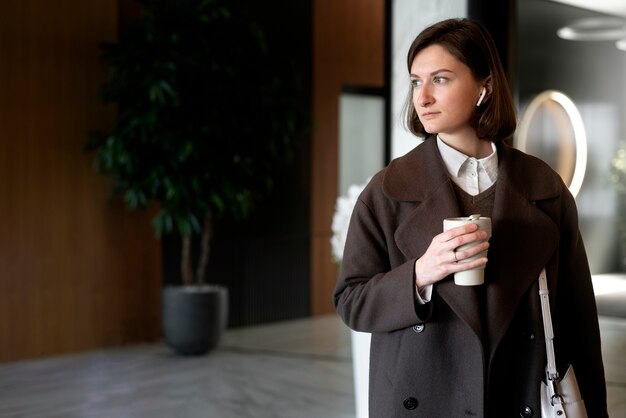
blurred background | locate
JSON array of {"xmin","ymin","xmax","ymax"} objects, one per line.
[{"xmin": 1, "ymin": 0, "xmax": 625, "ymax": 416}]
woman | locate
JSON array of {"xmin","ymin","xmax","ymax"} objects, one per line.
[{"xmin": 333, "ymin": 18, "xmax": 608, "ymax": 417}]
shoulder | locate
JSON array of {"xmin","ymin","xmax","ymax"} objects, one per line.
[
  {"xmin": 498, "ymin": 143, "xmax": 568, "ymax": 200},
  {"xmin": 501, "ymin": 144, "xmax": 559, "ymax": 177},
  {"xmin": 377, "ymin": 137, "xmax": 449, "ymax": 202}
]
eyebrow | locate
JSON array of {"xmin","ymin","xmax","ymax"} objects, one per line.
[{"xmin": 410, "ymin": 69, "xmax": 454, "ymax": 78}]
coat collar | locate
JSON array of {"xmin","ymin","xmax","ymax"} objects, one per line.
[
  {"xmin": 386, "ymin": 136, "xmax": 561, "ymax": 357},
  {"xmin": 382, "ymin": 136, "xmax": 561, "ymax": 203}
]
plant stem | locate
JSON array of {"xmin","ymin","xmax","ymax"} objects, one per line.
[
  {"xmin": 195, "ymin": 212, "xmax": 212, "ymax": 285},
  {"xmin": 181, "ymin": 234, "xmax": 193, "ymax": 286}
]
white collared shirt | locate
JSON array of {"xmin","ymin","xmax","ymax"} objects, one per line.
[
  {"xmin": 436, "ymin": 136, "xmax": 498, "ymax": 196},
  {"xmin": 416, "ymin": 137, "xmax": 498, "ymax": 303}
]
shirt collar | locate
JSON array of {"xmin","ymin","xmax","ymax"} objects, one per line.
[{"xmin": 436, "ymin": 136, "xmax": 498, "ymax": 180}]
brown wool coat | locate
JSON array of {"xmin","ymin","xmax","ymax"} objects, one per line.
[{"xmin": 333, "ymin": 137, "xmax": 608, "ymax": 417}]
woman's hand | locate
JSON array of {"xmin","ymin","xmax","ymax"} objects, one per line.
[{"xmin": 414, "ymin": 223, "xmax": 490, "ymax": 288}]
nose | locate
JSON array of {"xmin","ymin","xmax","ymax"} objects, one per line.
[{"xmin": 415, "ymin": 85, "xmax": 433, "ymax": 107}]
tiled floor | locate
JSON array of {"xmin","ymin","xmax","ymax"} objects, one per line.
[
  {"xmin": 0, "ymin": 315, "xmax": 354, "ymax": 418},
  {"xmin": 0, "ymin": 314, "xmax": 624, "ymax": 417},
  {"xmin": 599, "ymin": 316, "xmax": 626, "ymax": 415}
]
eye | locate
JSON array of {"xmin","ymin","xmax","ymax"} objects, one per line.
[
  {"xmin": 433, "ymin": 76, "xmax": 448, "ymax": 84},
  {"xmin": 410, "ymin": 79, "xmax": 422, "ymax": 87}
]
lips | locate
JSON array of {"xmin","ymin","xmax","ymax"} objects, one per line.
[{"xmin": 420, "ymin": 111, "xmax": 440, "ymax": 120}]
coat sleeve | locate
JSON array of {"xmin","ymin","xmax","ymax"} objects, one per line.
[
  {"xmin": 332, "ymin": 188, "xmax": 429, "ymax": 333},
  {"xmin": 553, "ymin": 188, "xmax": 608, "ymax": 417}
]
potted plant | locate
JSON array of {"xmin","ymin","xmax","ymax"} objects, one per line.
[{"xmin": 87, "ymin": 0, "xmax": 304, "ymax": 354}]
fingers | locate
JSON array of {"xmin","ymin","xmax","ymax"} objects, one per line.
[
  {"xmin": 445, "ymin": 223, "xmax": 490, "ymax": 267},
  {"xmin": 454, "ymin": 240, "xmax": 490, "ymax": 262},
  {"xmin": 415, "ymin": 223, "xmax": 490, "ymax": 288},
  {"xmin": 440, "ymin": 223, "xmax": 479, "ymax": 242},
  {"xmin": 440, "ymin": 224, "xmax": 489, "ymax": 251},
  {"xmin": 450, "ymin": 256, "xmax": 488, "ymax": 273}
]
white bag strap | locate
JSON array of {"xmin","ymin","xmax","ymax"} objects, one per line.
[
  {"xmin": 539, "ymin": 268, "xmax": 567, "ymax": 417},
  {"xmin": 539, "ymin": 268, "xmax": 557, "ymax": 379}
]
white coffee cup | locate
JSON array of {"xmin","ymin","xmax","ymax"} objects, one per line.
[{"xmin": 443, "ymin": 214, "xmax": 492, "ymax": 286}]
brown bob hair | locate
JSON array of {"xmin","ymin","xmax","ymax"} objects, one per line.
[{"xmin": 404, "ymin": 18, "xmax": 516, "ymax": 142}]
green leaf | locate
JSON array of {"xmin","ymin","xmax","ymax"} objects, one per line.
[{"xmin": 86, "ymin": 0, "xmax": 309, "ymax": 242}]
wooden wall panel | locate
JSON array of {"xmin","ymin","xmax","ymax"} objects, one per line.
[
  {"xmin": 0, "ymin": 0, "xmax": 161, "ymax": 362},
  {"xmin": 311, "ymin": 0, "xmax": 385, "ymax": 315}
]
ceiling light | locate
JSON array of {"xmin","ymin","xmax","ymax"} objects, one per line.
[
  {"xmin": 617, "ymin": 38, "xmax": 626, "ymax": 50},
  {"xmin": 557, "ymin": 17, "xmax": 626, "ymax": 41}
]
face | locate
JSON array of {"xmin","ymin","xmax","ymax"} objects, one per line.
[{"xmin": 410, "ymin": 44, "xmax": 484, "ymax": 140}]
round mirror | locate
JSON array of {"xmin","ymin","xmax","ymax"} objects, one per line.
[{"xmin": 515, "ymin": 90, "xmax": 587, "ymax": 197}]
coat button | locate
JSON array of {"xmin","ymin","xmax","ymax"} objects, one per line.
[
  {"xmin": 403, "ymin": 397, "xmax": 418, "ymax": 410},
  {"xmin": 519, "ymin": 405, "xmax": 533, "ymax": 417},
  {"xmin": 413, "ymin": 324, "xmax": 425, "ymax": 333},
  {"xmin": 521, "ymin": 330, "xmax": 535, "ymax": 341}
]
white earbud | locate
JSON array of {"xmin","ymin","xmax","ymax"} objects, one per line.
[{"xmin": 476, "ymin": 87, "xmax": 487, "ymax": 107}]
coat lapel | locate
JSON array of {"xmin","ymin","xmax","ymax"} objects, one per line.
[
  {"xmin": 484, "ymin": 145, "xmax": 559, "ymax": 359},
  {"xmin": 386, "ymin": 138, "xmax": 561, "ymax": 350},
  {"xmin": 390, "ymin": 138, "xmax": 485, "ymax": 340},
  {"xmin": 390, "ymin": 137, "xmax": 460, "ymax": 259},
  {"xmin": 396, "ymin": 179, "xmax": 487, "ymax": 340}
]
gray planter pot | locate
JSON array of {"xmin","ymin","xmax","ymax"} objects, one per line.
[{"xmin": 162, "ymin": 285, "xmax": 228, "ymax": 355}]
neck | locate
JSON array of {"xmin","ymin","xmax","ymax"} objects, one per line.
[{"xmin": 438, "ymin": 132, "xmax": 492, "ymax": 158}]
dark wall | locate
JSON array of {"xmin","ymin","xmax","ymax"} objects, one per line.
[
  {"xmin": 163, "ymin": 1, "xmax": 312, "ymax": 327},
  {"xmin": 468, "ymin": 0, "xmax": 517, "ymax": 84}
]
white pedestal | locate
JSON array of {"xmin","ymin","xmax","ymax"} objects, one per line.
[{"xmin": 351, "ymin": 330, "xmax": 371, "ymax": 418}]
